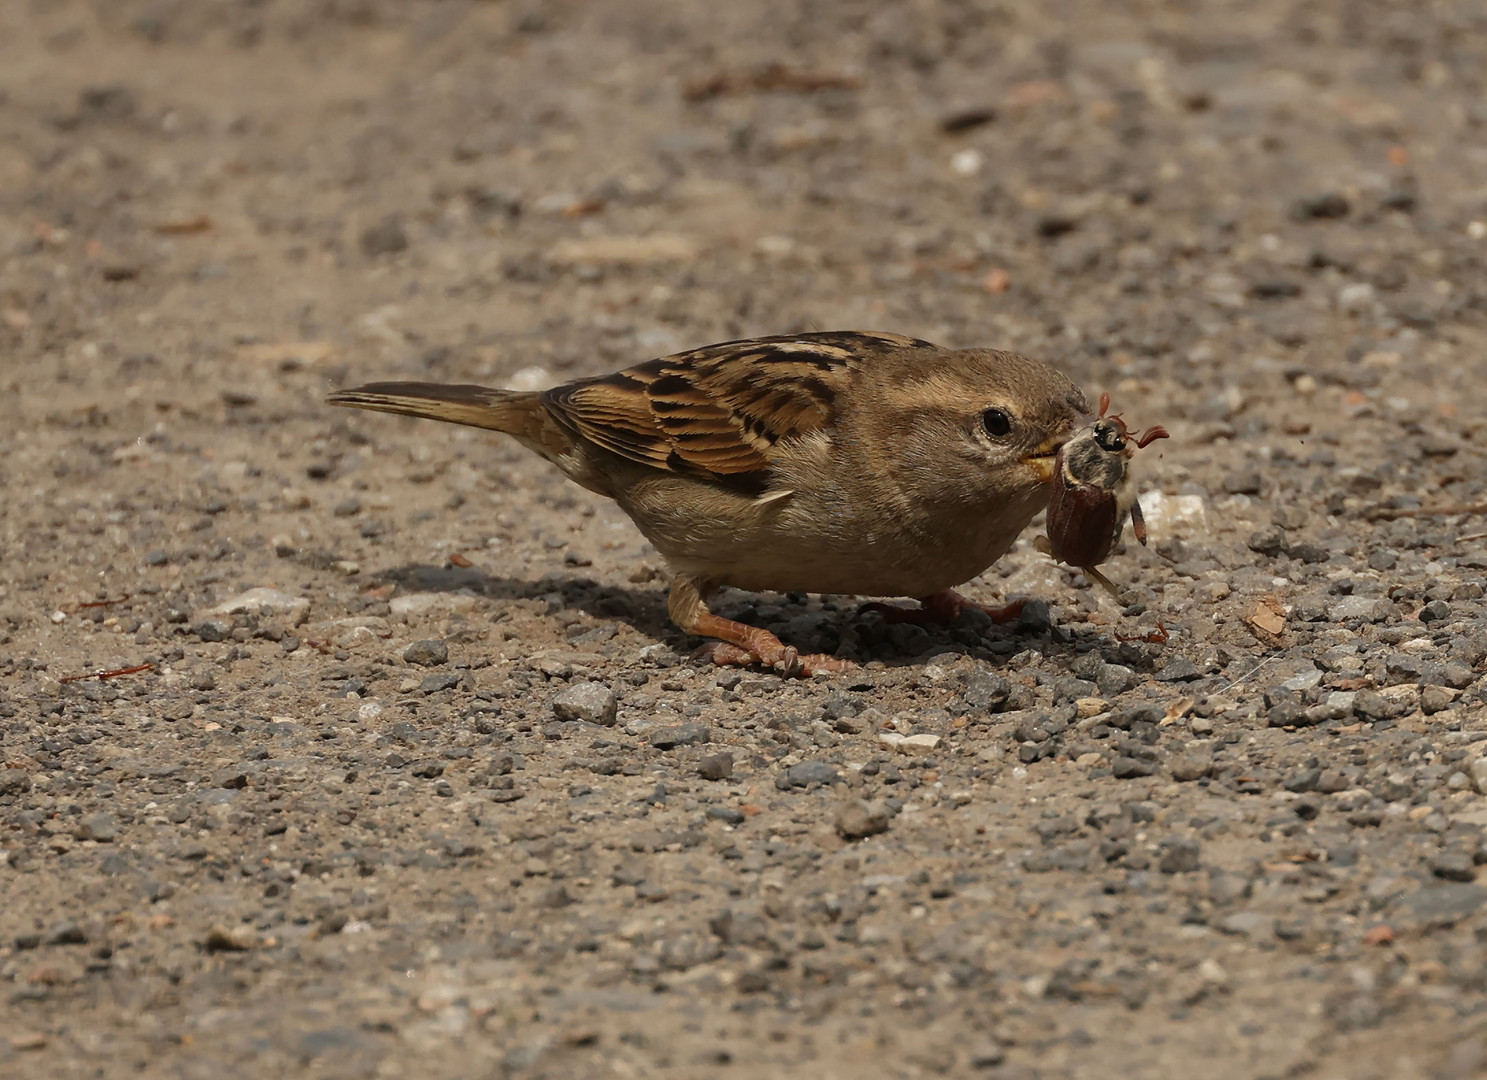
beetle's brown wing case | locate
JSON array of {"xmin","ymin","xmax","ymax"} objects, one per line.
[{"xmin": 1046, "ymin": 477, "xmax": 1121, "ymax": 567}]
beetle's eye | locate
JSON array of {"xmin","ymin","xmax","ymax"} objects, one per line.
[
  {"xmin": 1094, "ymin": 422, "xmax": 1126, "ymax": 453},
  {"xmin": 981, "ymin": 408, "xmax": 1012, "ymax": 438}
]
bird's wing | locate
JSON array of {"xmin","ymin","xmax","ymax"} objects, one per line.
[{"xmin": 542, "ymin": 331, "xmax": 933, "ymax": 491}]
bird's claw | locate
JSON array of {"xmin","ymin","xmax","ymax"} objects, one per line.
[{"xmin": 695, "ymin": 640, "xmax": 852, "ymax": 677}]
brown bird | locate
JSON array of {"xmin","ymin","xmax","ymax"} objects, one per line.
[{"xmin": 327, "ymin": 331, "xmax": 1090, "ymax": 675}]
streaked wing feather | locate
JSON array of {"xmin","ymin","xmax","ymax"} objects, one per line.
[{"xmin": 542, "ymin": 331, "xmax": 932, "ymax": 488}]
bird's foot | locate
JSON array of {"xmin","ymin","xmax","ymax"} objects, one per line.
[
  {"xmin": 688, "ymin": 613, "xmax": 852, "ymax": 677},
  {"xmin": 860, "ymin": 589, "xmax": 1027, "ymax": 626},
  {"xmin": 698, "ymin": 641, "xmax": 851, "ymax": 677}
]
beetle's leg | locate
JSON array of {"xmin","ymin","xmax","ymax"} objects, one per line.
[{"xmin": 1130, "ymin": 500, "xmax": 1149, "ymax": 546}]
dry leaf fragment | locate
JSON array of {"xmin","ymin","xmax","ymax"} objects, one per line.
[
  {"xmin": 1160, "ymin": 697, "xmax": 1196, "ymax": 726},
  {"xmin": 1248, "ymin": 595, "xmax": 1286, "ymax": 638}
]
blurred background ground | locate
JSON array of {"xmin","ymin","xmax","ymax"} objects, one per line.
[{"xmin": 2, "ymin": 1, "xmax": 1487, "ymax": 1078}]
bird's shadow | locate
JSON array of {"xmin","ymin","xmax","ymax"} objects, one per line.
[{"xmin": 366, "ymin": 563, "xmax": 1146, "ymax": 673}]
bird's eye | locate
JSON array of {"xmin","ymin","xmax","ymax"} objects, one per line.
[{"xmin": 981, "ymin": 407, "xmax": 1012, "ymax": 438}]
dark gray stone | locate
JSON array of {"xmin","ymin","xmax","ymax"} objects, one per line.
[
  {"xmin": 1419, "ymin": 600, "xmax": 1451, "ymax": 623},
  {"xmin": 403, "ymin": 639, "xmax": 449, "ymax": 666},
  {"xmin": 776, "ymin": 760, "xmax": 841, "ymax": 790},
  {"xmin": 360, "ymin": 215, "xmax": 409, "ymax": 256},
  {"xmin": 1430, "ymin": 851, "xmax": 1478, "ymax": 883},
  {"xmin": 420, "ymin": 673, "xmax": 461, "ymax": 693},
  {"xmin": 1353, "ymin": 689, "xmax": 1401, "ymax": 721},
  {"xmin": 697, "ymin": 752, "xmax": 733, "ymax": 780},
  {"xmin": 1112, "ymin": 756, "xmax": 1157, "ymax": 779},
  {"xmin": 1159, "ymin": 838, "xmax": 1201, "ymax": 873},
  {"xmin": 650, "ymin": 722, "xmax": 711, "ymax": 750},
  {"xmin": 193, "ymin": 619, "xmax": 230, "ymax": 642},
  {"xmin": 963, "ymin": 672, "xmax": 1011, "ymax": 711}
]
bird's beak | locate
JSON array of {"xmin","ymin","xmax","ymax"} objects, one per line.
[
  {"xmin": 1021, "ymin": 412, "xmax": 1091, "ymax": 484},
  {"xmin": 1022, "ymin": 450, "xmax": 1059, "ymax": 484}
]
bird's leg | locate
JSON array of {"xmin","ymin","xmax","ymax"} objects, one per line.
[
  {"xmin": 668, "ymin": 576, "xmax": 852, "ymax": 677},
  {"xmin": 860, "ymin": 588, "xmax": 1027, "ymax": 625}
]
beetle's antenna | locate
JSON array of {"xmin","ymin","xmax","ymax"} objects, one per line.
[{"xmin": 1134, "ymin": 426, "xmax": 1170, "ymax": 449}]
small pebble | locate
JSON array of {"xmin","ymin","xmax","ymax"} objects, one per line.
[
  {"xmin": 1159, "ymin": 839, "xmax": 1202, "ymax": 874},
  {"xmin": 550, "ymin": 681, "xmax": 618, "ymax": 725},
  {"xmin": 835, "ymin": 799, "xmax": 891, "ymax": 840},
  {"xmin": 75, "ymin": 812, "xmax": 119, "ymax": 843},
  {"xmin": 696, "ymin": 752, "xmax": 734, "ymax": 781},
  {"xmin": 360, "ymin": 215, "xmax": 408, "ymax": 256},
  {"xmin": 402, "ymin": 639, "xmax": 449, "ymax": 666},
  {"xmin": 776, "ymin": 760, "xmax": 840, "ymax": 790}
]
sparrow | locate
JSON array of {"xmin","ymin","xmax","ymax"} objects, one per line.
[{"xmin": 328, "ymin": 331, "xmax": 1090, "ymax": 675}]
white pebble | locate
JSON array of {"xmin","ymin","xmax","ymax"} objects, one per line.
[
  {"xmin": 897, "ymin": 734, "xmax": 942, "ymax": 755},
  {"xmin": 950, "ymin": 148, "xmax": 984, "ymax": 176},
  {"xmin": 1138, "ymin": 490, "xmax": 1209, "ymax": 534},
  {"xmin": 210, "ymin": 587, "xmax": 310, "ymax": 626}
]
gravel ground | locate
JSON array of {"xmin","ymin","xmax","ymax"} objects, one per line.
[{"xmin": 4, "ymin": 2, "xmax": 1487, "ymax": 1078}]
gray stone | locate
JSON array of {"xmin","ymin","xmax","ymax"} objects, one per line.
[
  {"xmin": 1169, "ymin": 748, "xmax": 1213, "ymax": 782},
  {"xmin": 403, "ymin": 639, "xmax": 449, "ymax": 666},
  {"xmin": 1328, "ymin": 596, "xmax": 1395, "ymax": 623},
  {"xmin": 550, "ymin": 681, "xmax": 617, "ymax": 725},
  {"xmin": 697, "ymin": 752, "xmax": 734, "ymax": 781},
  {"xmin": 1247, "ymin": 526, "xmax": 1289, "ymax": 557},
  {"xmin": 193, "ymin": 619, "xmax": 230, "ymax": 642},
  {"xmin": 212, "ymin": 766, "xmax": 251, "ymax": 789},
  {"xmin": 776, "ymin": 760, "xmax": 841, "ymax": 790},
  {"xmin": 835, "ymin": 799, "xmax": 891, "ymax": 840},
  {"xmin": 963, "ymin": 672, "xmax": 1010, "ymax": 711},
  {"xmin": 1283, "ymin": 768, "xmax": 1321, "ymax": 793},
  {"xmin": 1443, "ymin": 662, "xmax": 1477, "ymax": 689},
  {"xmin": 1112, "ymin": 756, "xmax": 1158, "ymax": 779},
  {"xmin": 1156, "ymin": 657, "xmax": 1201, "ymax": 682},
  {"xmin": 1281, "ymin": 668, "xmax": 1323, "ymax": 693},
  {"xmin": 1353, "ymin": 689, "xmax": 1401, "ymax": 721},
  {"xmin": 1097, "ymin": 664, "xmax": 1137, "ymax": 697},
  {"xmin": 1367, "ymin": 549, "xmax": 1397, "ymax": 571},
  {"xmin": 1421, "ymin": 686, "xmax": 1457, "ymax": 714},
  {"xmin": 1159, "ymin": 838, "xmax": 1201, "ymax": 873},
  {"xmin": 75, "ymin": 812, "xmax": 119, "ymax": 843},
  {"xmin": 360, "ymin": 215, "xmax": 409, "ymax": 256},
  {"xmin": 650, "ymin": 722, "xmax": 711, "ymax": 750},
  {"xmin": 1215, "ymin": 911, "xmax": 1274, "ymax": 938},
  {"xmin": 1419, "ymin": 600, "xmax": 1452, "ymax": 623},
  {"xmin": 1398, "ymin": 884, "xmax": 1487, "ymax": 926},
  {"xmin": 1431, "ymin": 851, "xmax": 1477, "ymax": 883},
  {"xmin": 1110, "ymin": 705, "xmax": 1163, "ymax": 729},
  {"xmin": 45, "ymin": 920, "xmax": 88, "ymax": 945}
]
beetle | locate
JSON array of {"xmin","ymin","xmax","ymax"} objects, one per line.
[{"xmin": 1040, "ymin": 393, "xmax": 1169, "ymax": 595}]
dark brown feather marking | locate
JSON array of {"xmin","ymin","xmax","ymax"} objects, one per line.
[{"xmin": 539, "ymin": 331, "xmax": 935, "ymax": 491}]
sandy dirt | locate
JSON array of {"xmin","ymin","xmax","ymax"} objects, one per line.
[{"xmin": 3, "ymin": 2, "xmax": 1487, "ymax": 1077}]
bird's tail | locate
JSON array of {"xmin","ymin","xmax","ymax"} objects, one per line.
[{"xmin": 326, "ymin": 382, "xmax": 539, "ymax": 434}]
